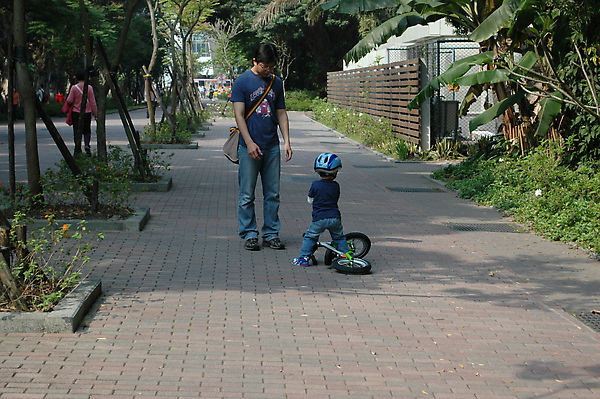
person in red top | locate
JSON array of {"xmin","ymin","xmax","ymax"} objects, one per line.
[
  {"xmin": 66, "ymin": 70, "xmax": 98, "ymax": 155},
  {"xmin": 55, "ymin": 92, "xmax": 65, "ymax": 104}
]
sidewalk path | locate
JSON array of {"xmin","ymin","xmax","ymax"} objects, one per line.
[{"xmin": 1, "ymin": 109, "xmax": 600, "ymax": 398}]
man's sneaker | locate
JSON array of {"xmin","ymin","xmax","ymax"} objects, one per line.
[
  {"xmin": 263, "ymin": 238, "xmax": 285, "ymax": 250},
  {"xmin": 245, "ymin": 237, "xmax": 260, "ymax": 251},
  {"xmin": 292, "ymin": 256, "xmax": 310, "ymax": 267}
]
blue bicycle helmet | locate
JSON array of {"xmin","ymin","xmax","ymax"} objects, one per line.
[{"xmin": 314, "ymin": 153, "xmax": 342, "ymax": 174}]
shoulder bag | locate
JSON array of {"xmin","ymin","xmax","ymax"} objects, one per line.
[{"xmin": 224, "ymin": 74, "xmax": 275, "ymax": 164}]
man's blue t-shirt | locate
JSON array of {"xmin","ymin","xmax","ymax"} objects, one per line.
[
  {"xmin": 230, "ymin": 70, "xmax": 286, "ymax": 150},
  {"xmin": 308, "ymin": 179, "xmax": 342, "ymax": 222}
]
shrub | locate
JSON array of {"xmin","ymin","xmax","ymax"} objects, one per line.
[
  {"xmin": 2, "ymin": 146, "xmax": 172, "ymax": 220},
  {"xmin": 141, "ymin": 112, "xmax": 206, "ymax": 144},
  {"xmin": 311, "ymin": 98, "xmax": 401, "ymax": 158},
  {"xmin": 6, "ymin": 212, "xmax": 104, "ymax": 312},
  {"xmin": 432, "ymin": 142, "xmax": 600, "ymax": 253},
  {"xmin": 286, "ymin": 90, "xmax": 319, "ymax": 111}
]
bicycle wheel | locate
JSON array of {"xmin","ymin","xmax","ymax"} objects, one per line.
[
  {"xmin": 346, "ymin": 232, "xmax": 371, "ymax": 258},
  {"xmin": 332, "ymin": 257, "xmax": 372, "ymax": 274},
  {"xmin": 324, "ymin": 232, "xmax": 372, "ymax": 265}
]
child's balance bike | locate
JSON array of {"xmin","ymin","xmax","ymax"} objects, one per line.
[{"xmin": 310, "ymin": 232, "xmax": 372, "ymax": 274}]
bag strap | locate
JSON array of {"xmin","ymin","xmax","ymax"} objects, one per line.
[
  {"xmin": 244, "ymin": 74, "xmax": 275, "ymax": 120},
  {"xmin": 73, "ymin": 84, "xmax": 90, "ymax": 106}
]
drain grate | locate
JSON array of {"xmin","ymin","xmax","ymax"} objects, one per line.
[
  {"xmin": 444, "ymin": 222, "xmax": 525, "ymax": 233},
  {"xmin": 387, "ymin": 187, "xmax": 442, "ymax": 193},
  {"xmin": 571, "ymin": 312, "xmax": 600, "ymax": 332}
]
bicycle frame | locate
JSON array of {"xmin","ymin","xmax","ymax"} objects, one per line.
[{"xmin": 315, "ymin": 241, "xmax": 353, "ymax": 260}]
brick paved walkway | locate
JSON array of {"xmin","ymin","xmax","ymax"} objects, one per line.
[{"xmin": 1, "ymin": 109, "xmax": 600, "ymax": 398}]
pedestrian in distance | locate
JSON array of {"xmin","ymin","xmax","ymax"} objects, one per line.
[
  {"xmin": 65, "ymin": 70, "xmax": 97, "ymax": 156},
  {"xmin": 230, "ymin": 43, "xmax": 293, "ymax": 251},
  {"xmin": 292, "ymin": 153, "xmax": 349, "ymax": 267},
  {"xmin": 36, "ymin": 84, "xmax": 48, "ymax": 103},
  {"xmin": 12, "ymin": 88, "xmax": 20, "ymax": 119}
]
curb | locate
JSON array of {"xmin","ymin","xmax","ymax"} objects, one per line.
[
  {"xmin": 27, "ymin": 206, "xmax": 151, "ymax": 231},
  {"xmin": 140, "ymin": 143, "xmax": 198, "ymax": 149},
  {"xmin": 0, "ymin": 279, "xmax": 102, "ymax": 333},
  {"xmin": 130, "ymin": 176, "xmax": 172, "ymax": 192}
]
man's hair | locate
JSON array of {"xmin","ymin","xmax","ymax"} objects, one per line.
[{"xmin": 254, "ymin": 43, "xmax": 279, "ymax": 64}]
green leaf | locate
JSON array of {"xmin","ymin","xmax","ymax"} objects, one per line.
[
  {"xmin": 534, "ymin": 93, "xmax": 563, "ymax": 137},
  {"xmin": 469, "ymin": 0, "xmax": 524, "ymax": 42},
  {"xmin": 408, "ymin": 52, "xmax": 495, "ymax": 109},
  {"xmin": 454, "ymin": 69, "xmax": 512, "ymax": 86},
  {"xmin": 513, "ymin": 51, "xmax": 538, "ymax": 74},
  {"xmin": 469, "ymin": 91, "xmax": 525, "ymax": 131},
  {"xmin": 321, "ymin": 0, "xmax": 398, "ymax": 12},
  {"xmin": 345, "ymin": 12, "xmax": 434, "ymax": 62}
]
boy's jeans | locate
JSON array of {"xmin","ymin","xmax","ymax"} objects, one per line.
[
  {"xmin": 300, "ymin": 217, "xmax": 348, "ymax": 257},
  {"xmin": 238, "ymin": 145, "xmax": 281, "ymax": 241}
]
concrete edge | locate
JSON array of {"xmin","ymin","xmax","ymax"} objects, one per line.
[
  {"xmin": 130, "ymin": 176, "xmax": 173, "ymax": 192},
  {"xmin": 27, "ymin": 206, "xmax": 151, "ymax": 231},
  {"xmin": 0, "ymin": 279, "xmax": 102, "ymax": 333},
  {"xmin": 140, "ymin": 143, "xmax": 198, "ymax": 149}
]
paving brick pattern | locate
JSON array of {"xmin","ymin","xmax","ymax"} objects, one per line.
[{"xmin": 1, "ymin": 109, "xmax": 600, "ymax": 398}]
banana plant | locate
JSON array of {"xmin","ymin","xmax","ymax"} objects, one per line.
[
  {"xmin": 322, "ymin": 0, "xmax": 509, "ymax": 63},
  {"xmin": 324, "ymin": 0, "xmax": 568, "ymax": 144}
]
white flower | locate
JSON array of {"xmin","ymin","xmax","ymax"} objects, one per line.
[
  {"xmin": 499, "ymin": 158, "xmax": 504, "ymax": 162},
  {"xmin": 535, "ymin": 189, "xmax": 542, "ymax": 197}
]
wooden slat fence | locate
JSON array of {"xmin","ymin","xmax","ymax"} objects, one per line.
[{"xmin": 327, "ymin": 58, "xmax": 421, "ymax": 144}]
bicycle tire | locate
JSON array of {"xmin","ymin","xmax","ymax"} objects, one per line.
[
  {"xmin": 324, "ymin": 232, "xmax": 371, "ymax": 265},
  {"xmin": 332, "ymin": 257, "xmax": 372, "ymax": 274}
]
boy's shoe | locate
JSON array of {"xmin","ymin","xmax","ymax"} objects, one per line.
[
  {"xmin": 292, "ymin": 256, "xmax": 310, "ymax": 267},
  {"xmin": 245, "ymin": 238, "xmax": 260, "ymax": 251},
  {"xmin": 263, "ymin": 238, "xmax": 285, "ymax": 250}
]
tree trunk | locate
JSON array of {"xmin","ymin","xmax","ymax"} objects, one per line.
[
  {"xmin": 14, "ymin": 0, "xmax": 42, "ymax": 203},
  {"xmin": 95, "ymin": 0, "xmax": 144, "ymax": 161}
]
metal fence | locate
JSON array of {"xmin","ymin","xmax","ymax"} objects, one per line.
[
  {"xmin": 327, "ymin": 38, "xmax": 498, "ymax": 147},
  {"xmin": 400, "ymin": 38, "xmax": 500, "ymax": 142}
]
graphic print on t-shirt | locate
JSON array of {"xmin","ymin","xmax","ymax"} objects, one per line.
[{"xmin": 250, "ymin": 87, "xmax": 273, "ymax": 118}]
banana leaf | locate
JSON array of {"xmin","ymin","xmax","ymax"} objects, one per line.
[
  {"xmin": 408, "ymin": 51, "xmax": 495, "ymax": 109},
  {"xmin": 454, "ymin": 69, "xmax": 512, "ymax": 86},
  {"xmin": 344, "ymin": 12, "xmax": 433, "ymax": 62},
  {"xmin": 469, "ymin": 90, "xmax": 525, "ymax": 131},
  {"xmin": 469, "ymin": 0, "xmax": 525, "ymax": 42},
  {"xmin": 321, "ymin": 0, "xmax": 398, "ymax": 12},
  {"xmin": 534, "ymin": 93, "xmax": 562, "ymax": 137}
]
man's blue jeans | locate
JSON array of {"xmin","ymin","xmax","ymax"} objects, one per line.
[
  {"xmin": 238, "ymin": 145, "xmax": 281, "ymax": 241},
  {"xmin": 300, "ymin": 218, "xmax": 348, "ymax": 257}
]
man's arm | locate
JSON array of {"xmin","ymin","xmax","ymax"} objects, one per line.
[
  {"xmin": 276, "ymin": 108, "xmax": 292, "ymax": 162},
  {"xmin": 233, "ymin": 101, "xmax": 263, "ymax": 160}
]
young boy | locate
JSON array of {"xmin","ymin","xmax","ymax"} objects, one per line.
[{"xmin": 292, "ymin": 153, "xmax": 349, "ymax": 266}]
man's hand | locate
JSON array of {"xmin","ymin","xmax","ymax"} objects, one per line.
[
  {"xmin": 284, "ymin": 143, "xmax": 293, "ymax": 162},
  {"xmin": 247, "ymin": 141, "xmax": 263, "ymax": 160}
]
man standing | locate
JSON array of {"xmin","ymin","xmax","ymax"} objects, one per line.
[{"xmin": 231, "ymin": 43, "xmax": 292, "ymax": 251}]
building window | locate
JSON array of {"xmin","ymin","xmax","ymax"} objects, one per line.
[{"xmin": 192, "ymin": 34, "xmax": 210, "ymax": 57}]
